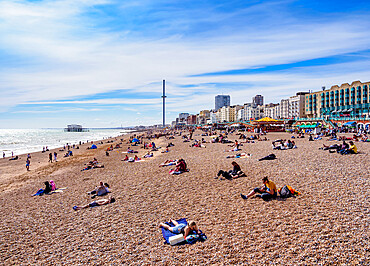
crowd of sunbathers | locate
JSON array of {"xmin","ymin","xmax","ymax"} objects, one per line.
[{"xmin": 321, "ymin": 140, "xmax": 358, "ymax": 154}]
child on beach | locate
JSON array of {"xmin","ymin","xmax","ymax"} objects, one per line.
[
  {"xmin": 241, "ymin": 176, "xmax": 277, "ymax": 201},
  {"xmin": 159, "ymin": 219, "xmax": 200, "ymax": 239},
  {"xmin": 73, "ymin": 196, "xmax": 115, "ymax": 210}
]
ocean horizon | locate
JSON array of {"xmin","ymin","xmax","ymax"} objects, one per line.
[{"xmin": 0, "ymin": 128, "xmax": 130, "ymax": 157}]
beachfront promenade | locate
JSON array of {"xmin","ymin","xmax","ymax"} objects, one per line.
[{"xmin": 0, "ymin": 130, "xmax": 368, "ymax": 264}]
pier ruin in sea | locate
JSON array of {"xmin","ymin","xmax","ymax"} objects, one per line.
[{"xmin": 64, "ymin": 124, "xmax": 89, "ymax": 132}]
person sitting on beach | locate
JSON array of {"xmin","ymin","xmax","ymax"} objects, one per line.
[
  {"xmin": 122, "ymin": 155, "xmax": 129, "ymax": 161},
  {"xmin": 337, "ymin": 140, "xmax": 349, "ymax": 154},
  {"xmin": 215, "ymin": 161, "xmax": 245, "ymax": 180},
  {"xmin": 81, "ymin": 158, "xmax": 104, "ymax": 170},
  {"xmin": 49, "ymin": 180, "xmax": 56, "ymax": 191},
  {"xmin": 114, "ymin": 144, "xmax": 121, "ymax": 149},
  {"xmin": 159, "ymin": 219, "xmax": 200, "ymax": 239},
  {"xmin": 286, "ymin": 140, "xmax": 294, "ymax": 149},
  {"xmin": 87, "ymin": 181, "xmax": 110, "ymax": 198},
  {"xmin": 241, "ymin": 176, "xmax": 277, "ymax": 201},
  {"xmin": 228, "ymin": 140, "xmax": 241, "ymax": 149},
  {"xmin": 73, "ymin": 196, "xmax": 115, "ymax": 211},
  {"xmin": 291, "ymin": 141, "xmax": 297, "ymax": 148},
  {"xmin": 169, "ymin": 159, "xmax": 187, "ymax": 174},
  {"xmin": 44, "ymin": 181, "xmax": 52, "ymax": 194},
  {"xmin": 341, "ymin": 141, "xmax": 358, "ymax": 155},
  {"xmin": 64, "ymin": 150, "xmax": 73, "ymax": 157}
]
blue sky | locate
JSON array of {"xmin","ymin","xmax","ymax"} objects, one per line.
[{"xmin": 1, "ymin": 0, "xmax": 370, "ymax": 128}]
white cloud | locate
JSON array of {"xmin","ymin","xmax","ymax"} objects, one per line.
[{"xmin": 1, "ymin": 0, "xmax": 370, "ymax": 127}]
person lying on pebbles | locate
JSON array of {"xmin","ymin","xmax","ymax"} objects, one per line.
[
  {"xmin": 73, "ymin": 196, "xmax": 115, "ymax": 211},
  {"xmin": 159, "ymin": 219, "xmax": 200, "ymax": 238}
]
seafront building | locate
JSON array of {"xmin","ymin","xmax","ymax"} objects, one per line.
[
  {"xmin": 304, "ymin": 80, "xmax": 370, "ymax": 119},
  {"xmin": 263, "ymin": 103, "xmax": 280, "ymax": 119},
  {"xmin": 279, "ymin": 92, "xmax": 308, "ymax": 119},
  {"xmin": 171, "ymin": 80, "xmax": 370, "ymax": 128},
  {"xmin": 237, "ymin": 103, "xmax": 260, "ymax": 121},
  {"xmin": 215, "ymin": 95, "xmax": 231, "ymax": 110},
  {"xmin": 252, "ymin": 95, "xmax": 264, "ymax": 106}
]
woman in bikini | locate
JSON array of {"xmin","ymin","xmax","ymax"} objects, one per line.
[{"xmin": 159, "ymin": 219, "xmax": 200, "ymax": 238}]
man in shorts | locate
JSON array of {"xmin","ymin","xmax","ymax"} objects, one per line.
[{"xmin": 241, "ymin": 176, "xmax": 277, "ymax": 201}]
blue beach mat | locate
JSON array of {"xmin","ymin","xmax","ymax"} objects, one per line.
[
  {"xmin": 161, "ymin": 218, "xmax": 207, "ymax": 245},
  {"xmin": 161, "ymin": 218, "xmax": 188, "ymax": 245}
]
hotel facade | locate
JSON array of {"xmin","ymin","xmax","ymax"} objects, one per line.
[{"xmin": 305, "ymin": 80, "xmax": 370, "ymax": 119}]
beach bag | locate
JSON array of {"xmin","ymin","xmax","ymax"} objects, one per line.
[
  {"xmin": 279, "ymin": 185, "xmax": 292, "ymax": 198},
  {"xmin": 185, "ymin": 234, "xmax": 199, "ymax": 244}
]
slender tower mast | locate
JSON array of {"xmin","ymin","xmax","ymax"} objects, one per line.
[{"xmin": 162, "ymin": 80, "xmax": 166, "ymax": 127}]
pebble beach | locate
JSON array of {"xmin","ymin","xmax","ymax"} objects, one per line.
[{"xmin": 0, "ymin": 130, "xmax": 369, "ymax": 265}]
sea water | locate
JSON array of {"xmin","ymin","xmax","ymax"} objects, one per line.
[{"xmin": 0, "ymin": 128, "xmax": 129, "ymax": 157}]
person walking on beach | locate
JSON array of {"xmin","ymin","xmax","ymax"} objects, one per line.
[
  {"xmin": 49, "ymin": 153, "xmax": 53, "ymax": 163},
  {"xmin": 54, "ymin": 152, "xmax": 58, "ymax": 162},
  {"xmin": 2, "ymin": 152, "xmax": 5, "ymax": 158},
  {"xmin": 241, "ymin": 176, "xmax": 277, "ymax": 201},
  {"xmin": 26, "ymin": 158, "xmax": 30, "ymax": 171}
]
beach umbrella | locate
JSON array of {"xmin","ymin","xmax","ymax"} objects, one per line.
[{"xmin": 132, "ymin": 138, "xmax": 140, "ymax": 142}]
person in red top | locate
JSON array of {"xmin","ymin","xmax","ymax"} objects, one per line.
[{"xmin": 169, "ymin": 159, "xmax": 187, "ymax": 175}]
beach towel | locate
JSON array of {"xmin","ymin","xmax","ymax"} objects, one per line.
[{"xmin": 161, "ymin": 218, "xmax": 207, "ymax": 245}]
